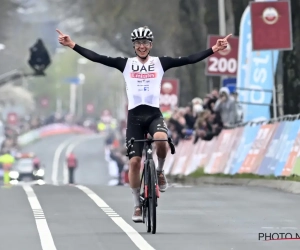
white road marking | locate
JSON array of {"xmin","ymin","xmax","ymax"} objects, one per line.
[
  {"xmin": 52, "ymin": 135, "xmax": 102, "ymax": 185},
  {"xmin": 52, "ymin": 137, "xmax": 78, "ymax": 185},
  {"xmin": 63, "ymin": 136, "xmax": 100, "ymax": 184},
  {"xmin": 23, "ymin": 185, "xmax": 57, "ymax": 250},
  {"xmin": 102, "ymin": 207, "xmax": 114, "ymax": 211},
  {"xmin": 261, "ymin": 227, "xmax": 298, "ymax": 230},
  {"xmin": 76, "ymin": 185, "xmax": 156, "ymax": 250}
]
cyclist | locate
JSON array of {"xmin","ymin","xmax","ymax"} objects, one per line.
[{"xmin": 56, "ymin": 26, "xmax": 231, "ymax": 222}]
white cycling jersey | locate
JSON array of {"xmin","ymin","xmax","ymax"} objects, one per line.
[{"xmin": 123, "ymin": 57, "xmax": 164, "ymax": 110}]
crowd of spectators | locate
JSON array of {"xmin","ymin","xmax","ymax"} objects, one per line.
[
  {"xmin": 166, "ymin": 87, "xmax": 243, "ymax": 146},
  {"xmin": 0, "ymin": 115, "xmax": 44, "ymax": 155}
]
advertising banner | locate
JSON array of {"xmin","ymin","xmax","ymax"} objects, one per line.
[
  {"xmin": 223, "ymin": 127, "xmax": 244, "ymax": 174},
  {"xmin": 274, "ymin": 121, "xmax": 299, "ymax": 176},
  {"xmin": 17, "ymin": 130, "xmax": 40, "ymax": 146},
  {"xmin": 199, "ymin": 137, "xmax": 218, "ymax": 168},
  {"xmin": 183, "ymin": 140, "xmax": 204, "ymax": 176},
  {"xmin": 237, "ymin": 5, "xmax": 279, "ymax": 122},
  {"xmin": 256, "ymin": 122, "xmax": 282, "ymax": 175},
  {"xmin": 229, "ymin": 124, "xmax": 261, "ymax": 174},
  {"xmin": 239, "ymin": 123, "xmax": 276, "ymax": 173},
  {"xmin": 205, "ymin": 129, "xmax": 237, "ymax": 174},
  {"xmin": 251, "ymin": 0, "xmax": 293, "ymax": 51},
  {"xmin": 281, "ymin": 120, "xmax": 300, "ymax": 176},
  {"xmin": 291, "ymin": 125, "xmax": 300, "ymax": 176}
]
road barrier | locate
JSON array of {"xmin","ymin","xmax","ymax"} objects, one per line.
[
  {"xmin": 159, "ymin": 115, "xmax": 300, "ymax": 177},
  {"xmin": 17, "ymin": 123, "xmax": 95, "ymax": 146}
]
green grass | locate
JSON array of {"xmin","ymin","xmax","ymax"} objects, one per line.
[{"xmin": 187, "ymin": 167, "xmax": 300, "ymax": 182}]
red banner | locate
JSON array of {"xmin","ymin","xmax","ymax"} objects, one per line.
[
  {"xmin": 160, "ymin": 78, "xmax": 179, "ymax": 112},
  {"xmin": 205, "ymin": 35, "xmax": 239, "ymax": 76},
  {"xmin": 250, "ymin": 0, "xmax": 293, "ymax": 51}
]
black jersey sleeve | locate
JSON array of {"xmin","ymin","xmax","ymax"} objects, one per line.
[
  {"xmin": 73, "ymin": 44, "xmax": 127, "ymax": 72},
  {"xmin": 159, "ymin": 48, "xmax": 214, "ymax": 72}
]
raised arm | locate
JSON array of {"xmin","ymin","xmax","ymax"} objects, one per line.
[
  {"xmin": 160, "ymin": 34, "xmax": 232, "ymax": 72},
  {"xmin": 159, "ymin": 48, "xmax": 214, "ymax": 71},
  {"xmin": 56, "ymin": 29, "xmax": 127, "ymax": 72}
]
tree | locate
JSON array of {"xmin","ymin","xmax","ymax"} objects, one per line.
[
  {"xmin": 173, "ymin": 0, "xmax": 209, "ymax": 104},
  {"xmin": 282, "ymin": 0, "xmax": 300, "ymax": 115},
  {"xmin": 0, "ymin": 84, "xmax": 35, "ymax": 113}
]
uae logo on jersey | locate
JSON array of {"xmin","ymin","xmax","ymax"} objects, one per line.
[{"xmin": 131, "ymin": 63, "xmax": 157, "ymax": 79}]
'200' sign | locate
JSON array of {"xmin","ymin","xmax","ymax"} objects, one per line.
[
  {"xmin": 205, "ymin": 35, "xmax": 239, "ymax": 77},
  {"xmin": 208, "ymin": 57, "xmax": 237, "ymax": 74}
]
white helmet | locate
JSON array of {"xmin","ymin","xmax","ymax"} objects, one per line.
[{"xmin": 131, "ymin": 26, "xmax": 154, "ymax": 42}]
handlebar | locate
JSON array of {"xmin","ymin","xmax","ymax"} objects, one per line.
[{"xmin": 126, "ymin": 137, "xmax": 176, "ymax": 156}]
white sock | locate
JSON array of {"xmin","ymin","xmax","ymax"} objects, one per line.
[
  {"xmin": 131, "ymin": 187, "xmax": 140, "ymax": 207},
  {"xmin": 157, "ymin": 157, "xmax": 165, "ymax": 171}
]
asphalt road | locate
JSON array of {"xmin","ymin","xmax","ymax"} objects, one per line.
[{"xmin": 1, "ymin": 135, "xmax": 300, "ymax": 250}]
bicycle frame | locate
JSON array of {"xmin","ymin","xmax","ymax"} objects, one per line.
[
  {"xmin": 140, "ymin": 138, "xmax": 167, "ymax": 197},
  {"xmin": 126, "ymin": 135, "xmax": 175, "ymax": 233}
]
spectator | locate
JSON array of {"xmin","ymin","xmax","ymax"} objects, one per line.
[
  {"xmin": 194, "ymin": 110, "xmax": 219, "ymax": 142},
  {"xmin": 184, "ymin": 104, "xmax": 195, "ymax": 130},
  {"xmin": 191, "ymin": 97, "xmax": 204, "ymax": 117},
  {"xmin": 168, "ymin": 109, "xmax": 186, "ymax": 145},
  {"xmin": 109, "ymin": 148, "xmax": 125, "ymax": 185},
  {"xmin": 214, "ymin": 87, "xmax": 238, "ymax": 127},
  {"xmin": 232, "ymin": 91, "xmax": 244, "ymax": 124}
]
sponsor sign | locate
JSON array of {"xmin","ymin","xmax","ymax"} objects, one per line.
[
  {"xmin": 256, "ymin": 122, "xmax": 282, "ymax": 175},
  {"xmin": 205, "ymin": 35, "xmax": 239, "ymax": 76},
  {"xmin": 251, "ymin": 0, "xmax": 293, "ymax": 51},
  {"xmin": 229, "ymin": 124, "xmax": 260, "ymax": 174},
  {"xmin": 239, "ymin": 124, "xmax": 276, "ymax": 173},
  {"xmin": 282, "ymin": 120, "xmax": 300, "ymax": 176},
  {"xmin": 274, "ymin": 121, "xmax": 298, "ymax": 176},
  {"xmin": 237, "ymin": 5, "xmax": 279, "ymax": 122}
]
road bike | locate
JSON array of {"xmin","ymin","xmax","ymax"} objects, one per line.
[{"xmin": 126, "ymin": 134, "xmax": 175, "ymax": 234}]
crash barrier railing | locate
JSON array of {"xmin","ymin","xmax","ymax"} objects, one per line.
[
  {"xmin": 149, "ymin": 114, "xmax": 300, "ymax": 177},
  {"xmin": 17, "ymin": 123, "xmax": 95, "ymax": 146}
]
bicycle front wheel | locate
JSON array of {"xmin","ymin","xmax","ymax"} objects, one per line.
[{"xmin": 148, "ymin": 159, "xmax": 157, "ymax": 234}]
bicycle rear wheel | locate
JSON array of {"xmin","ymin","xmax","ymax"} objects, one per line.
[{"xmin": 148, "ymin": 159, "xmax": 157, "ymax": 234}]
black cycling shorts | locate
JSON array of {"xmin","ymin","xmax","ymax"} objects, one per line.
[{"xmin": 126, "ymin": 105, "xmax": 168, "ymax": 159}]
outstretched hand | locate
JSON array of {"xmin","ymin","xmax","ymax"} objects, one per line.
[
  {"xmin": 56, "ymin": 29, "xmax": 75, "ymax": 48},
  {"xmin": 212, "ymin": 34, "xmax": 232, "ymax": 52}
]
